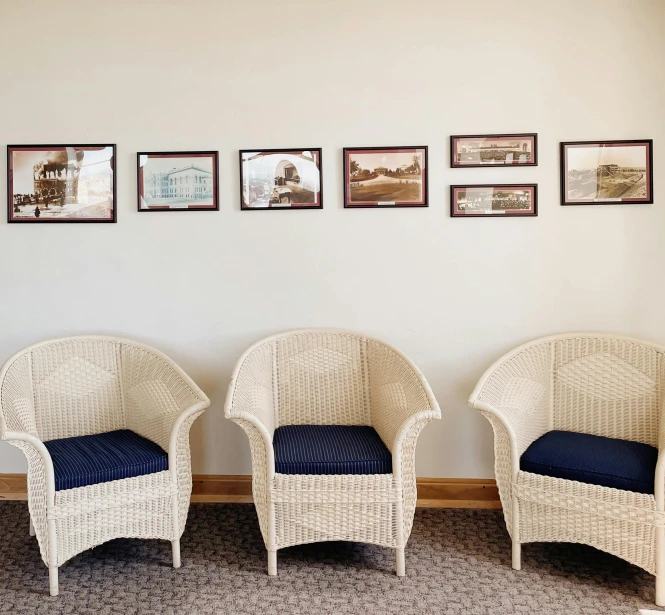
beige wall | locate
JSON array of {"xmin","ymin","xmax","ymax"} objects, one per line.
[{"xmin": 0, "ymin": 0, "xmax": 664, "ymax": 477}]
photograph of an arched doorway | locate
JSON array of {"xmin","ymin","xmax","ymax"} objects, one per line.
[{"xmin": 240, "ymin": 149, "xmax": 322, "ymax": 210}]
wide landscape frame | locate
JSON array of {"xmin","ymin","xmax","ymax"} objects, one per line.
[
  {"xmin": 450, "ymin": 183, "xmax": 538, "ymax": 218},
  {"xmin": 450, "ymin": 133, "xmax": 538, "ymax": 168},
  {"xmin": 343, "ymin": 146, "xmax": 429, "ymax": 208},
  {"xmin": 560, "ymin": 139, "xmax": 653, "ymax": 206},
  {"xmin": 239, "ymin": 148, "xmax": 323, "ymax": 211},
  {"xmin": 7, "ymin": 144, "xmax": 117, "ymax": 224},
  {"xmin": 137, "ymin": 150, "xmax": 219, "ymax": 212}
]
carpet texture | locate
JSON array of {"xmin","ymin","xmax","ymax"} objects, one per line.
[{"xmin": 0, "ymin": 501, "xmax": 659, "ymax": 614}]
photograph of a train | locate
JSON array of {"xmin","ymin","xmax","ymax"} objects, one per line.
[{"xmin": 8, "ymin": 145, "xmax": 115, "ymax": 223}]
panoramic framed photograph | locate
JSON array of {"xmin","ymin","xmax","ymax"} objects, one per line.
[
  {"xmin": 451, "ymin": 133, "xmax": 537, "ymax": 167},
  {"xmin": 450, "ymin": 184, "xmax": 538, "ymax": 217},
  {"xmin": 344, "ymin": 146, "xmax": 428, "ymax": 208},
  {"xmin": 8, "ymin": 144, "xmax": 115, "ymax": 223},
  {"xmin": 240, "ymin": 148, "xmax": 322, "ymax": 210},
  {"xmin": 138, "ymin": 151, "xmax": 218, "ymax": 211},
  {"xmin": 560, "ymin": 140, "xmax": 653, "ymax": 205}
]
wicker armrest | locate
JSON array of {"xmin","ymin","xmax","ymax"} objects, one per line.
[
  {"xmin": 468, "ymin": 341, "xmax": 553, "ymax": 536},
  {"xmin": 1, "ymin": 430, "xmax": 55, "ymax": 493},
  {"xmin": 0, "ymin": 352, "xmax": 56, "ymax": 497},
  {"xmin": 468, "ymin": 342, "xmax": 553, "ymax": 467},
  {"xmin": 126, "ymin": 382, "xmax": 208, "ymax": 459},
  {"xmin": 225, "ymin": 340, "xmax": 277, "ymax": 479},
  {"xmin": 0, "ymin": 352, "xmax": 39, "ymax": 437},
  {"xmin": 366, "ymin": 340, "xmax": 440, "ymax": 455},
  {"xmin": 655, "ymin": 399, "xmax": 665, "ymax": 510},
  {"xmin": 120, "ymin": 344, "xmax": 210, "ymax": 456}
]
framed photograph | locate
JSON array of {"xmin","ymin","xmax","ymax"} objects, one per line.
[
  {"xmin": 240, "ymin": 149, "xmax": 322, "ymax": 210},
  {"xmin": 451, "ymin": 184, "xmax": 538, "ymax": 217},
  {"xmin": 138, "ymin": 151, "xmax": 218, "ymax": 211},
  {"xmin": 344, "ymin": 146, "xmax": 428, "ymax": 208},
  {"xmin": 560, "ymin": 140, "xmax": 653, "ymax": 205},
  {"xmin": 8, "ymin": 144, "xmax": 115, "ymax": 223},
  {"xmin": 451, "ymin": 133, "xmax": 537, "ymax": 167}
]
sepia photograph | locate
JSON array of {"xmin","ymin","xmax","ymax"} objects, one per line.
[
  {"xmin": 138, "ymin": 151, "xmax": 218, "ymax": 211},
  {"xmin": 560, "ymin": 140, "xmax": 653, "ymax": 205},
  {"xmin": 344, "ymin": 147, "xmax": 428, "ymax": 208},
  {"xmin": 8, "ymin": 145, "xmax": 115, "ymax": 223},
  {"xmin": 240, "ymin": 149, "xmax": 322, "ymax": 210},
  {"xmin": 451, "ymin": 134, "xmax": 537, "ymax": 167},
  {"xmin": 451, "ymin": 184, "xmax": 538, "ymax": 217}
]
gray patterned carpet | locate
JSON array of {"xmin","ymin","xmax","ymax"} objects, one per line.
[{"xmin": 0, "ymin": 501, "xmax": 659, "ymax": 614}]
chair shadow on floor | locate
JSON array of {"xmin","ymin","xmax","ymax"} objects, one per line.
[{"xmin": 0, "ymin": 501, "xmax": 657, "ymax": 612}]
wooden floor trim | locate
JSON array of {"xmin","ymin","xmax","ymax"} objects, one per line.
[
  {"xmin": 0, "ymin": 474, "xmax": 27, "ymax": 501},
  {"xmin": 191, "ymin": 474, "xmax": 254, "ymax": 503},
  {"xmin": 0, "ymin": 473, "xmax": 500, "ymax": 509}
]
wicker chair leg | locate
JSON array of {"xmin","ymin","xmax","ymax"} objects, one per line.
[
  {"xmin": 512, "ymin": 540, "xmax": 521, "ymax": 570},
  {"xmin": 29, "ymin": 517, "xmax": 35, "ymax": 537},
  {"xmin": 656, "ymin": 576, "xmax": 665, "ymax": 608},
  {"xmin": 656, "ymin": 527, "xmax": 665, "ymax": 606},
  {"xmin": 172, "ymin": 540, "xmax": 181, "ymax": 569},
  {"xmin": 268, "ymin": 550, "xmax": 277, "ymax": 576},
  {"xmin": 47, "ymin": 517, "xmax": 59, "ymax": 595},
  {"xmin": 396, "ymin": 547, "xmax": 405, "ymax": 577},
  {"xmin": 49, "ymin": 566, "xmax": 58, "ymax": 596},
  {"xmin": 511, "ymin": 494, "xmax": 521, "ymax": 570}
]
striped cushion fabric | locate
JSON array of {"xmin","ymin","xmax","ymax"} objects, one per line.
[
  {"xmin": 520, "ymin": 430, "xmax": 658, "ymax": 494},
  {"xmin": 44, "ymin": 429, "xmax": 168, "ymax": 491},
  {"xmin": 273, "ymin": 425, "xmax": 392, "ymax": 475}
]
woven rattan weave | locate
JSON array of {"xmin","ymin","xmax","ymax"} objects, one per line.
[
  {"xmin": 0, "ymin": 336, "xmax": 210, "ymax": 596},
  {"xmin": 469, "ymin": 333, "xmax": 665, "ymax": 606},
  {"xmin": 224, "ymin": 329, "xmax": 440, "ymax": 576}
]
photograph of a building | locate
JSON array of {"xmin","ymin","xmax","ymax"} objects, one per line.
[
  {"xmin": 562, "ymin": 141, "xmax": 652, "ymax": 204},
  {"xmin": 8, "ymin": 145, "xmax": 115, "ymax": 222},
  {"xmin": 344, "ymin": 147, "xmax": 427, "ymax": 207},
  {"xmin": 138, "ymin": 152, "xmax": 217, "ymax": 210},
  {"xmin": 240, "ymin": 149, "xmax": 322, "ymax": 209}
]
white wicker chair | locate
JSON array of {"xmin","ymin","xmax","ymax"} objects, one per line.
[
  {"xmin": 469, "ymin": 333, "xmax": 665, "ymax": 605},
  {"xmin": 0, "ymin": 336, "xmax": 210, "ymax": 596},
  {"xmin": 224, "ymin": 329, "xmax": 440, "ymax": 576}
]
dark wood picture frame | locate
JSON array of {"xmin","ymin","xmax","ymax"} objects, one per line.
[
  {"xmin": 7, "ymin": 144, "xmax": 116, "ymax": 223},
  {"xmin": 450, "ymin": 133, "xmax": 538, "ymax": 168},
  {"xmin": 450, "ymin": 184, "xmax": 538, "ymax": 218},
  {"xmin": 239, "ymin": 148, "xmax": 323, "ymax": 211},
  {"xmin": 344, "ymin": 146, "xmax": 428, "ymax": 208},
  {"xmin": 560, "ymin": 139, "xmax": 653, "ymax": 205},
  {"xmin": 137, "ymin": 151, "xmax": 219, "ymax": 212}
]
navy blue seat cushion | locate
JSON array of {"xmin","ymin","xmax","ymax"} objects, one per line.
[
  {"xmin": 273, "ymin": 425, "xmax": 392, "ymax": 475},
  {"xmin": 520, "ymin": 430, "xmax": 658, "ymax": 494},
  {"xmin": 44, "ymin": 429, "xmax": 168, "ymax": 491}
]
